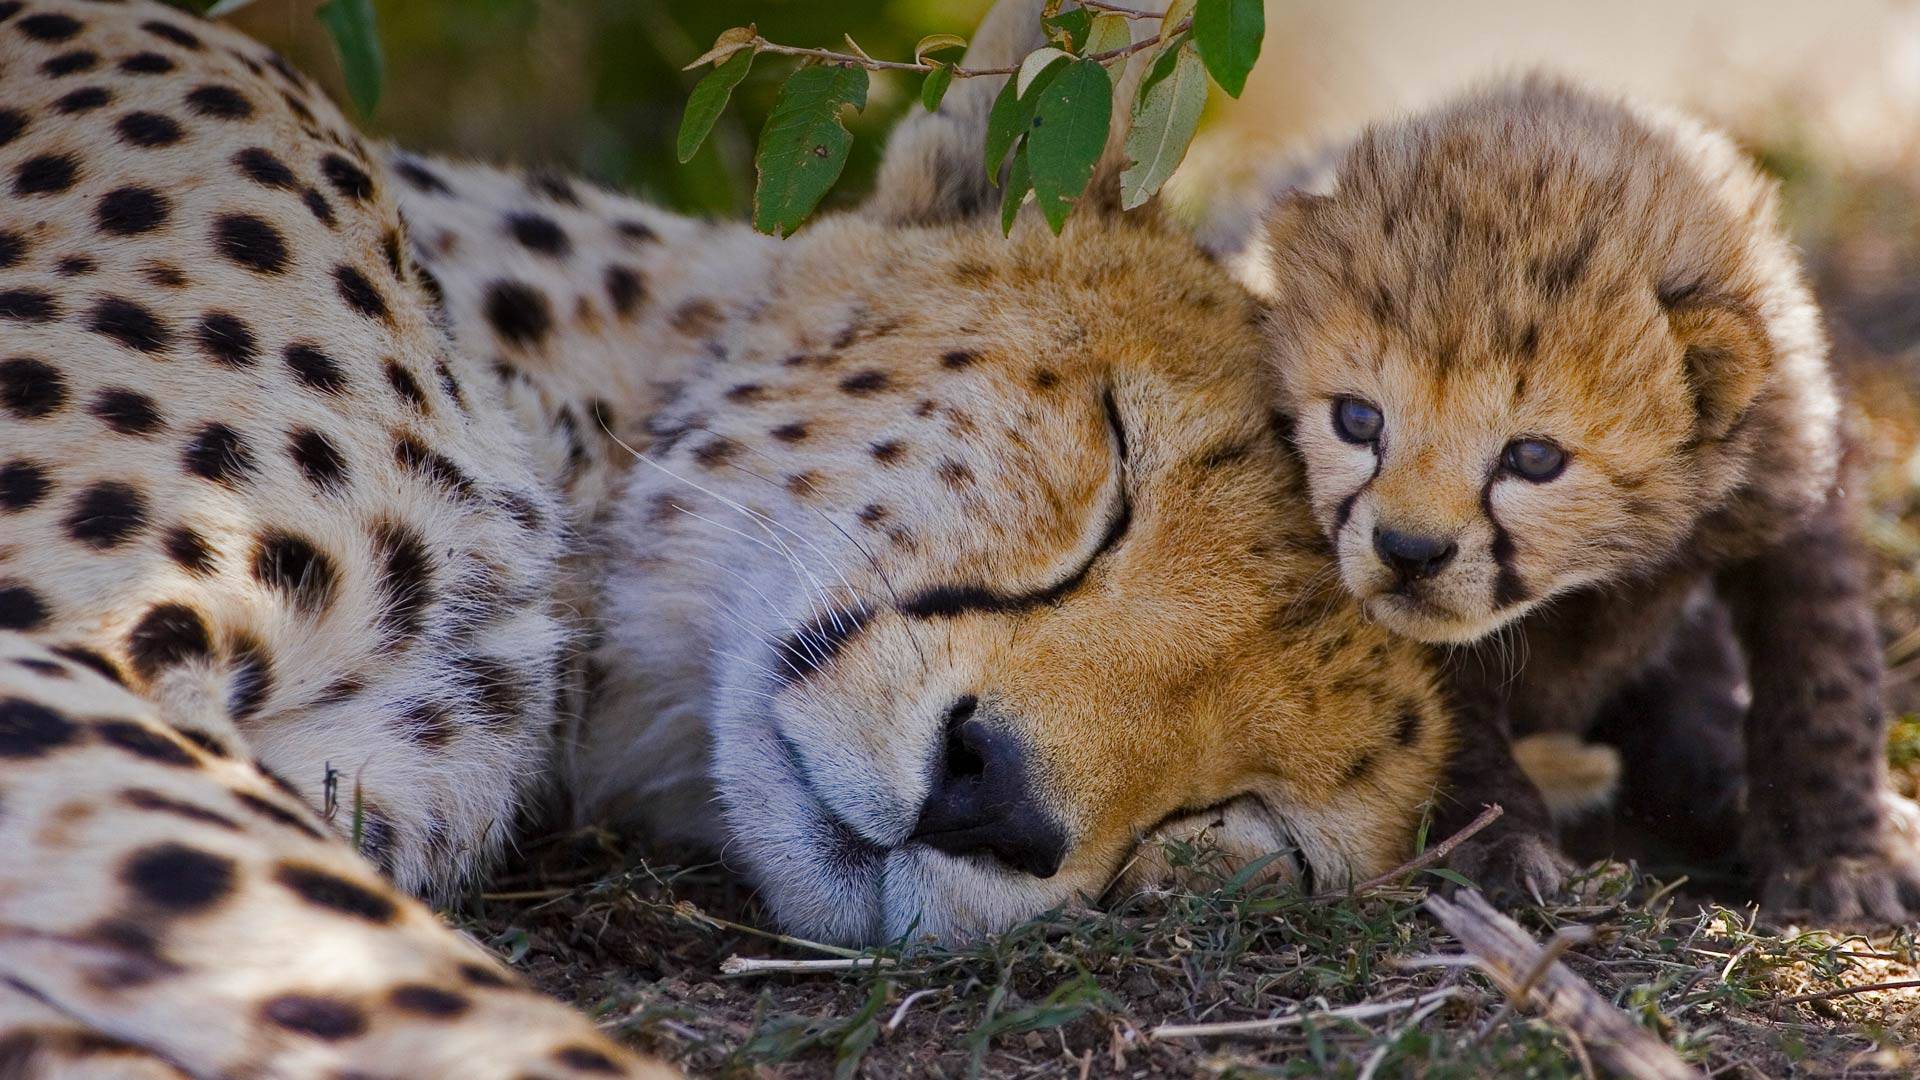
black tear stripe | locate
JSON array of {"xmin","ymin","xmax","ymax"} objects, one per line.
[
  {"xmin": 1480, "ymin": 478, "xmax": 1528, "ymax": 609},
  {"xmin": 770, "ymin": 604, "xmax": 873, "ymax": 688},
  {"xmin": 1330, "ymin": 451, "xmax": 1383, "ymax": 538},
  {"xmin": 901, "ymin": 389, "xmax": 1132, "ymax": 620}
]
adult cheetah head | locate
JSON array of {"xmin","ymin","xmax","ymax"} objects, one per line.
[{"xmin": 575, "ymin": 8, "xmax": 1451, "ymax": 944}]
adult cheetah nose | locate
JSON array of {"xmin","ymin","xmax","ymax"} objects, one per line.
[
  {"xmin": 910, "ymin": 696, "xmax": 1067, "ymax": 879},
  {"xmin": 1373, "ymin": 527, "xmax": 1458, "ymax": 582}
]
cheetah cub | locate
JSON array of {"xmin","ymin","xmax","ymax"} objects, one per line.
[{"xmin": 1246, "ymin": 75, "xmax": 1920, "ymax": 920}]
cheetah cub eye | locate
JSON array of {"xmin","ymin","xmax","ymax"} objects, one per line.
[
  {"xmin": 1332, "ymin": 396, "xmax": 1384, "ymax": 444},
  {"xmin": 1500, "ymin": 438, "xmax": 1567, "ymax": 483}
]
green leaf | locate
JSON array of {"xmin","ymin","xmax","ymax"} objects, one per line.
[
  {"xmin": 1422, "ymin": 867, "xmax": 1476, "ymax": 889},
  {"xmin": 683, "ymin": 25, "xmax": 755, "ymax": 70},
  {"xmin": 920, "ymin": 61, "xmax": 953, "ymax": 113},
  {"xmin": 1000, "ymin": 145, "xmax": 1031, "ymax": 235},
  {"xmin": 1193, "ymin": 0, "xmax": 1263, "ymax": 98},
  {"xmin": 317, "ymin": 0, "xmax": 383, "ymax": 117},
  {"xmin": 1017, "ymin": 47, "xmax": 1073, "ymax": 96},
  {"xmin": 752, "ymin": 65, "xmax": 868, "ymax": 237},
  {"xmin": 1042, "ymin": 8, "xmax": 1092, "ymax": 52},
  {"xmin": 982, "ymin": 60, "xmax": 1064, "ymax": 183},
  {"xmin": 1025, "ymin": 59, "xmax": 1112, "ymax": 233},
  {"xmin": 1085, "ymin": 13, "xmax": 1132, "ymax": 58},
  {"xmin": 677, "ymin": 46, "xmax": 753, "ymax": 164},
  {"xmin": 1120, "ymin": 44, "xmax": 1206, "ymax": 209},
  {"xmin": 913, "ymin": 32, "xmax": 967, "ymax": 64}
]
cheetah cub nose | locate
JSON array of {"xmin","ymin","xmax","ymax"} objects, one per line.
[{"xmin": 1373, "ymin": 527, "xmax": 1458, "ymax": 582}]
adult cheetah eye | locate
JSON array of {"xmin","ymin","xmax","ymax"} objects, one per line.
[
  {"xmin": 1331, "ymin": 397, "xmax": 1383, "ymax": 444},
  {"xmin": 1502, "ymin": 438, "xmax": 1567, "ymax": 482}
]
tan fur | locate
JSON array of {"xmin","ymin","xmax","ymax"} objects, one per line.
[
  {"xmin": 0, "ymin": 0, "xmax": 1452, "ymax": 1070},
  {"xmin": 1249, "ymin": 74, "xmax": 1920, "ymax": 919},
  {"xmin": 1513, "ymin": 734, "xmax": 1622, "ymax": 821}
]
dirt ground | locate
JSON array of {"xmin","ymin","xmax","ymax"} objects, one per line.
[{"xmin": 453, "ymin": 142, "xmax": 1920, "ymax": 1078}]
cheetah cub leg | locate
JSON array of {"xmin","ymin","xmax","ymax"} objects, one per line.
[
  {"xmin": 0, "ymin": 633, "xmax": 672, "ymax": 1079},
  {"xmin": 1720, "ymin": 508, "xmax": 1920, "ymax": 923}
]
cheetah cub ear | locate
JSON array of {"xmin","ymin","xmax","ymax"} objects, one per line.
[
  {"xmin": 864, "ymin": 0, "xmax": 1164, "ymax": 227},
  {"xmin": 1659, "ymin": 276, "xmax": 1775, "ymax": 441}
]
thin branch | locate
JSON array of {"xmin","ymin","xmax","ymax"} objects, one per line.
[
  {"xmin": 719, "ymin": 955, "xmax": 894, "ymax": 976},
  {"xmin": 738, "ymin": 17, "xmax": 1189, "ymax": 81},
  {"xmin": 1330, "ymin": 803, "xmax": 1506, "ymax": 898},
  {"xmin": 1774, "ymin": 978, "xmax": 1920, "ymax": 1005},
  {"xmin": 668, "ymin": 900, "xmax": 865, "ymax": 959},
  {"xmin": 1078, "ymin": 0, "xmax": 1166, "ymax": 18},
  {"xmin": 1150, "ymin": 986, "xmax": 1462, "ymax": 1039}
]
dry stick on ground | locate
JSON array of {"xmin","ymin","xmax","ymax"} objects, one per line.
[
  {"xmin": 1425, "ymin": 890, "xmax": 1701, "ymax": 1080},
  {"xmin": 1150, "ymin": 986, "xmax": 1464, "ymax": 1039},
  {"xmin": 1328, "ymin": 803, "xmax": 1506, "ymax": 899}
]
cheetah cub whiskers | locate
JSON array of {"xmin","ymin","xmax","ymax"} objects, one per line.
[{"xmin": 1243, "ymin": 74, "xmax": 1920, "ymax": 921}]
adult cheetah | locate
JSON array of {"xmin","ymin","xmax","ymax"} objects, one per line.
[{"xmin": 0, "ymin": 0, "xmax": 1451, "ymax": 1073}]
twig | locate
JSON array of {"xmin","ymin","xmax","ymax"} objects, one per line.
[
  {"xmin": 1355, "ymin": 982, "xmax": 1460, "ymax": 1080},
  {"xmin": 668, "ymin": 900, "xmax": 864, "ymax": 959},
  {"xmin": 1425, "ymin": 890, "xmax": 1700, "ymax": 1079},
  {"xmin": 887, "ymin": 987, "xmax": 948, "ymax": 1031},
  {"xmin": 719, "ymin": 955, "xmax": 894, "ymax": 976},
  {"xmin": 734, "ymin": 18, "xmax": 1190, "ymax": 81},
  {"xmin": 1330, "ymin": 804, "xmax": 1506, "ymax": 898},
  {"xmin": 1150, "ymin": 986, "xmax": 1461, "ymax": 1039},
  {"xmin": 1774, "ymin": 978, "xmax": 1920, "ymax": 1005}
]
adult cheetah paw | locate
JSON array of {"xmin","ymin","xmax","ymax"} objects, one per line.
[
  {"xmin": 1757, "ymin": 794, "xmax": 1920, "ymax": 925},
  {"xmin": 1445, "ymin": 827, "xmax": 1575, "ymax": 905}
]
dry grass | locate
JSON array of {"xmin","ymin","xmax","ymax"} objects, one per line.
[{"xmin": 451, "ymin": 143, "xmax": 1920, "ymax": 1078}]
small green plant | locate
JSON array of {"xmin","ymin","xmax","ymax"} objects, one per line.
[{"xmin": 678, "ymin": 0, "xmax": 1266, "ymax": 237}]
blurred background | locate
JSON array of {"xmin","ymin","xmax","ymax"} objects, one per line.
[{"xmin": 224, "ymin": 0, "xmax": 1920, "ymax": 767}]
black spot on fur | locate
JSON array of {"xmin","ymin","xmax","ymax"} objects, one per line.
[
  {"xmin": 0, "ymin": 696, "xmax": 76, "ymax": 757},
  {"xmin": 97, "ymin": 186, "xmax": 171, "ymax": 235},
  {"xmin": 320, "ymin": 154, "xmax": 374, "ymax": 201},
  {"xmin": 14, "ymin": 153, "xmax": 78, "ymax": 195},
  {"xmin": 454, "ymin": 653, "xmax": 524, "ymax": 723},
  {"xmin": 42, "ymin": 49, "xmax": 97, "ymax": 77},
  {"xmin": 397, "ymin": 700, "xmax": 455, "ymax": 747},
  {"xmin": 260, "ymin": 994, "xmax": 367, "ymax": 1041},
  {"xmin": 54, "ymin": 85, "xmax": 111, "ymax": 114},
  {"xmin": 334, "ymin": 264, "xmax": 389, "ymax": 322},
  {"xmin": 482, "ymin": 280, "xmax": 552, "ymax": 345},
  {"xmin": 302, "ymin": 186, "xmax": 336, "ymax": 226},
  {"xmin": 615, "ymin": 219, "xmax": 656, "ymax": 244},
  {"xmin": 941, "ymin": 349, "xmax": 977, "ymax": 369},
  {"xmin": 605, "ymin": 264, "xmax": 644, "ymax": 316},
  {"xmin": 121, "ymin": 844, "xmax": 235, "ymax": 913},
  {"xmin": 0, "ymin": 459, "xmax": 50, "ymax": 510},
  {"xmin": 0, "ymin": 230, "xmax": 24, "ymax": 268},
  {"xmin": 119, "ymin": 52, "xmax": 175, "ymax": 75},
  {"xmin": 87, "ymin": 297, "xmax": 173, "ymax": 352},
  {"xmin": 89, "ymin": 388, "xmax": 164, "ymax": 435},
  {"xmin": 0, "ymin": 289, "xmax": 58, "ymax": 321},
  {"xmin": 127, "ymin": 602, "xmax": 212, "ymax": 679},
  {"xmin": 251, "ymin": 531, "xmax": 338, "ymax": 613},
  {"xmin": 227, "ymin": 634, "xmax": 273, "ymax": 719},
  {"xmin": 182, "ymin": 422, "xmax": 257, "ymax": 487},
  {"xmin": 175, "ymin": 729, "xmax": 229, "ymax": 757},
  {"xmin": 527, "ymin": 169, "xmax": 580, "ymax": 206},
  {"xmin": 839, "ymin": 370, "xmax": 890, "ymax": 394},
  {"xmin": 1394, "ymin": 709, "xmax": 1421, "ymax": 746},
  {"xmin": 0, "ymin": 585, "xmax": 47, "ymax": 631},
  {"xmin": 770, "ymin": 422, "xmax": 807, "ymax": 442},
  {"xmin": 141, "ymin": 19, "xmax": 203, "ymax": 50},
  {"xmin": 1341, "ymin": 749, "xmax": 1379, "ymax": 786},
  {"xmin": 15, "ymin": 657, "xmax": 64, "ymax": 677},
  {"xmin": 287, "ymin": 427, "xmax": 348, "ymax": 491},
  {"xmin": 235, "ymin": 792, "xmax": 323, "ymax": 840},
  {"xmin": 163, "ymin": 525, "xmax": 216, "ymax": 575},
  {"xmin": 55, "ymin": 254, "xmax": 95, "ymax": 276},
  {"xmin": 50, "ymin": 645, "xmax": 122, "ymax": 686},
  {"xmin": 283, "ymin": 343, "xmax": 347, "ymax": 394},
  {"xmin": 273, "ymin": 863, "xmax": 397, "ymax": 923},
  {"xmin": 233, "ymin": 145, "xmax": 296, "ymax": 188},
  {"xmin": 96, "ymin": 720, "xmax": 197, "ymax": 767},
  {"xmin": 389, "ymin": 984, "xmax": 471, "ymax": 1018},
  {"xmin": 213, "ymin": 213, "xmax": 289, "ymax": 273},
  {"xmin": 195, "ymin": 311, "xmax": 258, "ymax": 366},
  {"xmin": 869, "ymin": 440, "xmax": 905, "ymax": 465},
  {"xmin": 0, "ymin": 358, "xmax": 65, "ymax": 417},
  {"xmin": 554, "ymin": 1046, "xmax": 622, "ymax": 1074},
  {"xmin": 507, "ymin": 212, "xmax": 570, "ymax": 256},
  {"xmin": 370, "ymin": 521, "xmax": 433, "ymax": 641},
  {"xmin": 121, "ymin": 789, "xmax": 239, "ymax": 830},
  {"xmin": 115, "ymin": 111, "xmax": 184, "ymax": 148},
  {"xmin": 65, "ymin": 481, "xmax": 148, "ymax": 548},
  {"xmin": 771, "ymin": 606, "xmax": 872, "ymax": 686},
  {"xmin": 394, "ymin": 158, "xmax": 450, "ymax": 194},
  {"xmin": 186, "ymin": 84, "xmax": 252, "ymax": 120},
  {"xmin": 393, "ymin": 434, "xmax": 473, "ymax": 494},
  {"xmin": 17, "ymin": 12, "xmax": 81, "ymax": 41}
]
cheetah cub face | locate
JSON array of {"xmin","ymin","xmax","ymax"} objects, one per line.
[{"xmin": 1257, "ymin": 77, "xmax": 1812, "ymax": 643}]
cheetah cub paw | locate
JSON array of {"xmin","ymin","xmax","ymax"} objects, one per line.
[
  {"xmin": 1446, "ymin": 827, "xmax": 1578, "ymax": 905},
  {"xmin": 1756, "ymin": 793, "xmax": 1920, "ymax": 924}
]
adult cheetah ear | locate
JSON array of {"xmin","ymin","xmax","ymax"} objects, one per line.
[
  {"xmin": 864, "ymin": 1, "xmax": 1158, "ymax": 227},
  {"xmin": 1660, "ymin": 282, "xmax": 1773, "ymax": 441}
]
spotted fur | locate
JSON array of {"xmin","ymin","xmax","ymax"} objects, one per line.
[
  {"xmin": 0, "ymin": 0, "xmax": 1452, "ymax": 1070},
  {"xmin": 1247, "ymin": 75, "xmax": 1920, "ymax": 920}
]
